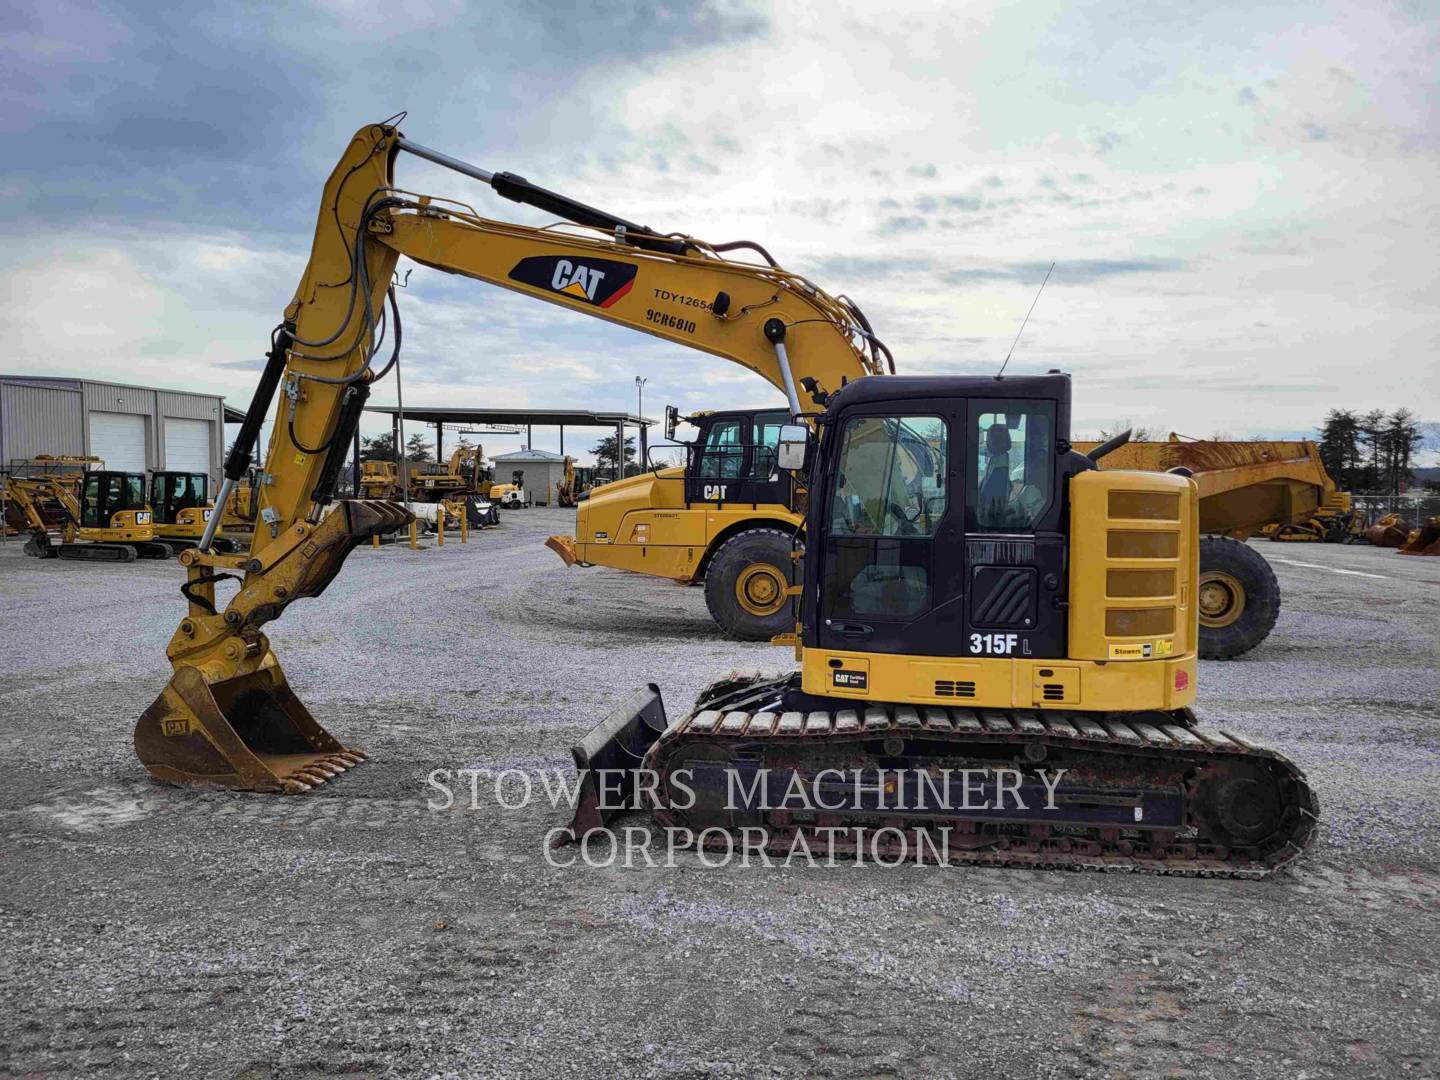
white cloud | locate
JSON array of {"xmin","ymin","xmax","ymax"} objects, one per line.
[{"xmin": 1, "ymin": 0, "xmax": 1435, "ymax": 466}]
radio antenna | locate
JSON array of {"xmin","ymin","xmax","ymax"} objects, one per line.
[{"xmin": 996, "ymin": 262, "xmax": 1055, "ymax": 379}]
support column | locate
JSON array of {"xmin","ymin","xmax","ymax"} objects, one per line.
[
  {"xmin": 436, "ymin": 421, "xmax": 444, "ymax": 465},
  {"xmin": 559, "ymin": 425, "xmax": 565, "ymax": 455},
  {"xmin": 639, "ymin": 421, "xmax": 648, "ymax": 469},
  {"xmin": 616, "ymin": 421, "xmax": 624, "ymax": 479}
]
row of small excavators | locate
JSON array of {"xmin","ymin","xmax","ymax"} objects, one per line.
[{"xmin": 1, "ymin": 457, "xmax": 229, "ymax": 561}]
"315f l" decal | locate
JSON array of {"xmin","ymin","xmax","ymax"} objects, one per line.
[{"xmin": 970, "ymin": 632, "xmax": 1021, "ymax": 655}]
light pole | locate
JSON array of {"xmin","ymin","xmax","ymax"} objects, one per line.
[{"xmin": 635, "ymin": 376, "xmax": 647, "ymax": 473}]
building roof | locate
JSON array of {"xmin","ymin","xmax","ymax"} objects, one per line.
[
  {"xmin": 494, "ymin": 448, "xmax": 566, "ymax": 461},
  {"xmin": 0, "ymin": 374, "xmax": 226, "ymax": 403},
  {"xmin": 364, "ymin": 405, "xmax": 651, "ymax": 426}
]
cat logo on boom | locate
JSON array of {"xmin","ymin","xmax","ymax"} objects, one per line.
[{"xmin": 508, "ymin": 256, "xmax": 638, "ymax": 309}]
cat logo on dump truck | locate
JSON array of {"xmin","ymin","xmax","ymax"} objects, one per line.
[{"xmin": 508, "ymin": 256, "xmax": 637, "ymax": 309}]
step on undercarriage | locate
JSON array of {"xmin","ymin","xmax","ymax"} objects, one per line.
[{"xmin": 565, "ymin": 674, "xmax": 1318, "ymax": 878}]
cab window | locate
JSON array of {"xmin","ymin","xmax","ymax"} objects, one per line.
[
  {"xmin": 823, "ymin": 415, "xmax": 947, "ymax": 623},
  {"xmin": 695, "ymin": 419, "xmax": 744, "ymax": 479},
  {"xmin": 974, "ymin": 405, "xmax": 1053, "ymax": 530},
  {"xmin": 751, "ymin": 411, "xmax": 787, "ymax": 478},
  {"xmin": 830, "ymin": 416, "xmax": 947, "ymax": 537}
]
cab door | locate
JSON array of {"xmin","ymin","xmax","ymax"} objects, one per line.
[{"xmin": 816, "ymin": 407, "xmax": 966, "ymax": 655}]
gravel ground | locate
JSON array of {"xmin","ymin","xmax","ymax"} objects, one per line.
[{"xmin": 1, "ymin": 513, "xmax": 1437, "ymax": 1079}]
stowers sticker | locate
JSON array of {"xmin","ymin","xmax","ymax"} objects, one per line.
[{"xmin": 508, "ymin": 256, "xmax": 637, "ymax": 309}]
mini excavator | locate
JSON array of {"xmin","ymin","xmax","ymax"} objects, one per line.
[{"xmin": 133, "ymin": 118, "xmax": 1315, "ymax": 875}]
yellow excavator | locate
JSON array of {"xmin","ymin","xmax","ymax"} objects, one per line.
[
  {"xmin": 149, "ymin": 470, "xmax": 232, "ymax": 553},
  {"xmin": 6, "ymin": 468, "xmax": 172, "ymax": 561},
  {"xmin": 555, "ymin": 455, "xmax": 579, "ymax": 507},
  {"xmin": 132, "ymin": 119, "xmax": 1315, "ymax": 875}
]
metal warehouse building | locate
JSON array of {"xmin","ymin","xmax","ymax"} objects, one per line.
[{"xmin": 0, "ymin": 376, "xmax": 229, "ymax": 483}]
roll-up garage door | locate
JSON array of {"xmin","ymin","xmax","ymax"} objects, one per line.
[
  {"xmin": 89, "ymin": 412, "xmax": 146, "ymax": 472},
  {"xmin": 165, "ymin": 418, "xmax": 212, "ymax": 474}
]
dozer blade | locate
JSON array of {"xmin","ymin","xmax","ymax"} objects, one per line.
[
  {"xmin": 544, "ymin": 534, "xmax": 579, "ymax": 566},
  {"xmin": 555, "ymin": 684, "xmax": 669, "ymax": 844},
  {"xmin": 134, "ymin": 659, "xmax": 366, "ymax": 793}
]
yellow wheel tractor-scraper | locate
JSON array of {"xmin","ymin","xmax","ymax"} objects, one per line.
[{"xmin": 132, "ymin": 119, "xmax": 1317, "ymax": 875}]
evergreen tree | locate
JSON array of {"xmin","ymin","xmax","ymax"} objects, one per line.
[
  {"xmin": 360, "ymin": 432, "xmax": 396, "ymax": 462},
  {"xmin": 591, "ymin": 434, "xmax": 638, "ymax": 477}
]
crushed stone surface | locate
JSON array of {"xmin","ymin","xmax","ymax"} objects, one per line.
[{"xmin": 1, "ymin": 517, "xmax": 1436, "ymax": 1078}]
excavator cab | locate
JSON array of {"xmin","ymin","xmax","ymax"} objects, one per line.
[
  {"xmin": 569, "ymin": 375, "xmax": 1317, "ymax": 874},
  {"xmin": 148, "ymin": 471, "xmax": 230, "ymax": 552}
]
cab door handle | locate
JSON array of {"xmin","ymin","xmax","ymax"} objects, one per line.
[{"xmin": 832, "ymin": 622, "xmax": 873, "ymax": 641}]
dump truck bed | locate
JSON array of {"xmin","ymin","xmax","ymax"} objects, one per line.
[{"xmin": 1072, "ymin": 437, "xmax": 1338, "ymax": 537}]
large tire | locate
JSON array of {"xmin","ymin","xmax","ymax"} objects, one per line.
[
  {"xmin": 703, "ymin": 527, "xmax": 797, "ymax": 641},
  {"xmin": 1197, "ymin": 536, "xmax": 1280, "ymax": 660}
]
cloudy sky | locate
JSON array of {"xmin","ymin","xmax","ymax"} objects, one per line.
[{"xmin": 2, "ymin": 0, "xmax": 1436, "ymax": 462}]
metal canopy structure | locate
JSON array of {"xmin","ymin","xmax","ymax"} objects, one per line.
[{"xmin": 359, "ymin": 406, "xmax": 655, "ymax": 493}]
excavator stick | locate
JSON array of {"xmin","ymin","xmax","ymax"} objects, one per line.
[
  {"xmin": 134, "ymin": 498, "xmax": 411, "ymax": 792},
  {"xmin": 1399, "ymin": 518, "xmax": 1440, "ymax": 557},
  {"xmin": 555, "ymin": 683, "xmax": 669, "ymax": 843}
]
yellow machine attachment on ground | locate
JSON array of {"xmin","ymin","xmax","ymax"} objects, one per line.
[
  {"xmin": 130, "ymin": 120, "xmax": 1316, "ymax": 878},
  {"xmin": 1071, "ymin": 435, "xmax": 1352, "ymax": 659},
  {"xmin": 1262, "ymin": 492, "xmax": 1363, "ymax": 543},
  {"xmin": 1398, "ymin": 517, "xmax": 1440, "ymax": 556}
]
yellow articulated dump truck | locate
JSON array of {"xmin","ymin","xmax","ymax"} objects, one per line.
[
  {"xmin": 548, "ymin": 404, "xmax": 804, "ymax": 640},
  {"xmin": 1073, "ymin": 435, "xmax": 1349, "ymax": 659}
]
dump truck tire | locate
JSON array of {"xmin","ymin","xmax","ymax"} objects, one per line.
[
  {"xmin": 704, "ymin": 528, "xmax": 796, "ymax": 641},
  {"xmin": 1197, "ymin": 537, "xmax": 1280, "ymax": 660}
]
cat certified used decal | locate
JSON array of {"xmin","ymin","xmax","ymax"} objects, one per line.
[{"xmin": 508, "ymin": 256, "xmax": 637, "ymax": 309}]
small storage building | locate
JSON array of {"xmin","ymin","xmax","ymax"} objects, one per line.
[{"xmin": 493, "ymin": 448, "xmax": 569, "ymax": 507}]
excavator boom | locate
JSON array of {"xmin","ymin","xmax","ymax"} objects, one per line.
[{"xmin": 134, "ymin": 119, "xmax": 887, "ymax": 793}]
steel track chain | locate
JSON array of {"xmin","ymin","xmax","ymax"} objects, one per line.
[{"xmin": 640, "ymin": 678, "xmax": 1319, "ymax": 878}]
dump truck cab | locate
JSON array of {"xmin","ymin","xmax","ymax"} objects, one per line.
[{"xmin": 554, "ymin": 404, "xmax": 804, "ymax": 640}]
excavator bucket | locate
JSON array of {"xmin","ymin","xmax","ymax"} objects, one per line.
[
  {"xmin": 133, "ymin": 499, "xmax": 410, "ymax": 792},
  {"xmin": 554, "ymin": 684, "xmax": 669, "ymax": 844},
  {"xmin": 134, "ymin": 656, "xmax": 364, "ymax": 793},
  {"xmin": 1399, "ymin": 519, "xmax": 1440, "ymax": 556},
  {"xmin": 545, "ymin": 534, "xmax": 579, "ymax": 566}
]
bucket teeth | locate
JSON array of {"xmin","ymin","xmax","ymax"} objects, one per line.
[{"xmin": 281, "ymin": 778, "xmax": 313, "ymax": 794}]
